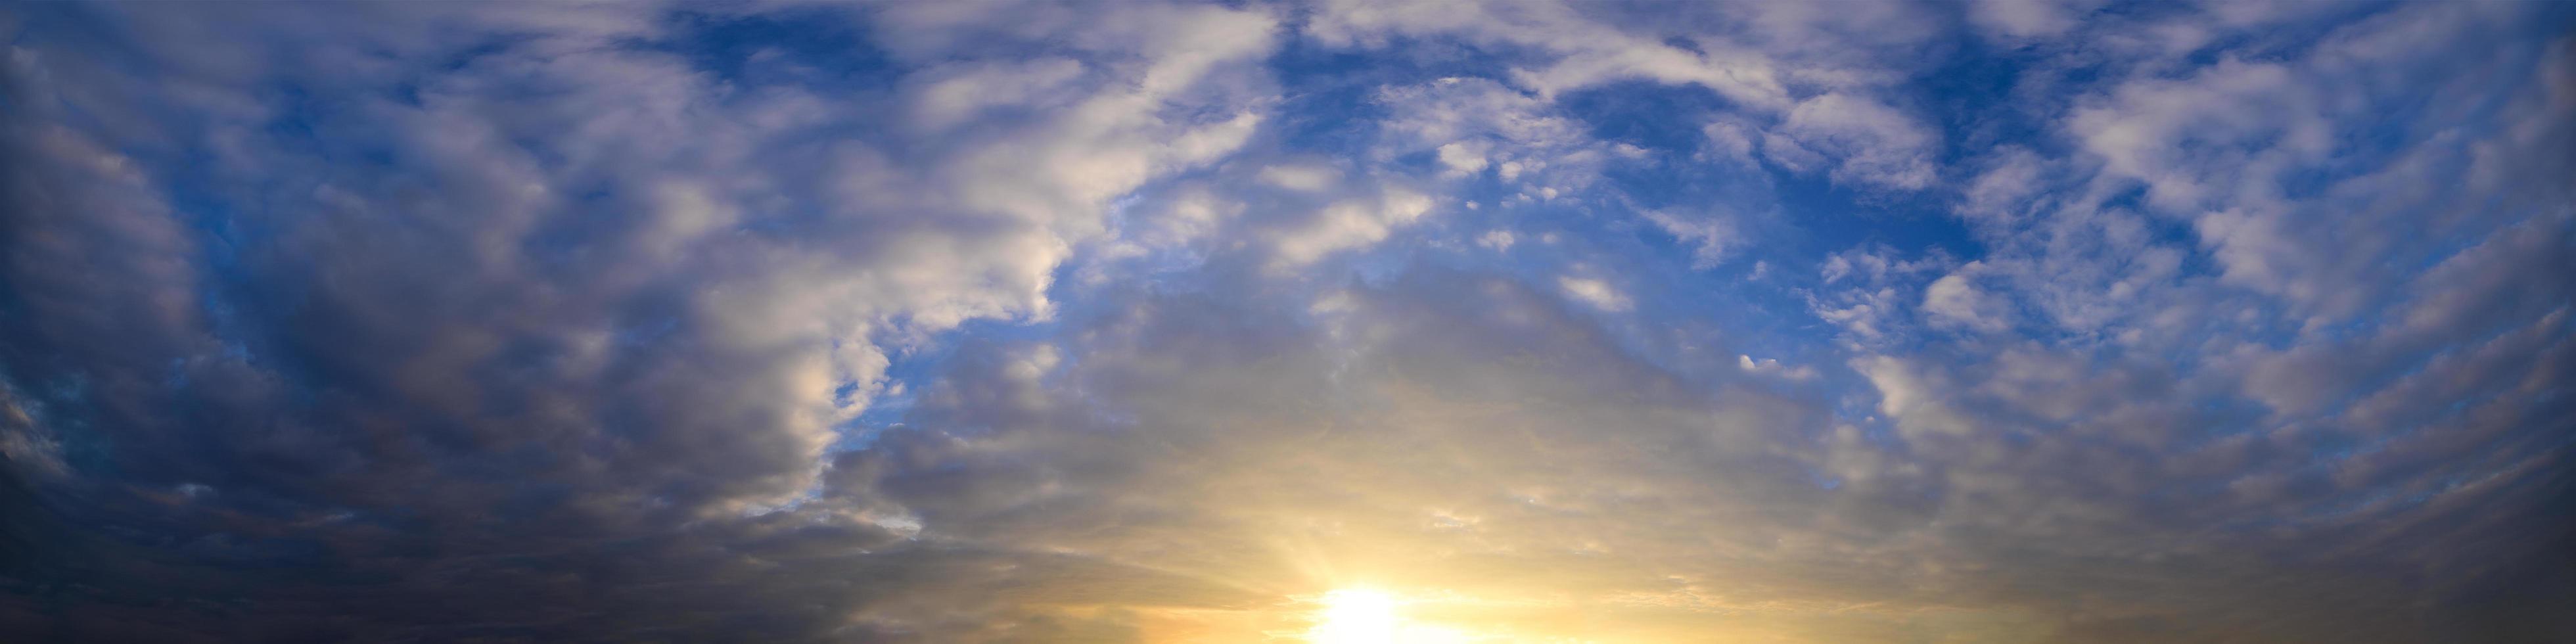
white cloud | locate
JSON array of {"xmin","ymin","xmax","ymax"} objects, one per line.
[
  {"xmin": 1374, "ymin": 78, "xmax": 1611, "ymax": 203},
  {"xmin": 1257, "ymin": 164, "xmax": 1343, "ymax": 191},
  {"xmin": 1922, "ymin": 270, "xmax": 2010, "ymax": 333},
  {"xmin": 1771, "ymin": 92, "xmax": 1939, "ymax": 190},
  {"xmin": 1701, "ymin": 119, "xmax": 1760, "ymax": 164},
  {"xmin": 1853, "ymin": 355, "xmax": 1974, "ymax": 438},
  {"xmin": 1437, "ymin": 141, "xmax": 1490, "ymax": 175},
  {"xmin": 1956, "ymin": 146, "xmax": 2050, "ymax": 224},
  {"xmin": 1269, "ymin": 189, "xmax": 1438, "ymax": 269},
  {"xmin": 1967, "ymin": 0, "xmax": 2104, "ymax": 40},
  {"xmin": 1558, "ymin": 275, "xmax": 1633, "ymax": 312},
  {"xmin": 2066, "ymin": 58, "xmax": 2322, "ymax": 213},
  {"xmin": 1644, "ymin": 210, "xmax": 1739, "ymax": 269},
  {"xmin": 1739, "ymin": 354, "xmax": 1819, "ymax": 380},
  {"xmin": 1308, "ymin": 0, "xmax": 1790, "ymax": 108},
  {"xmin": 910, "ymin": 57, "xmax": 1088, "ymax": 131}
]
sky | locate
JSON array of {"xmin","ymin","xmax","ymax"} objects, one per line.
[{"xmin": 1, "ymin": 1, "xmax": 2571, "ymax": 642}]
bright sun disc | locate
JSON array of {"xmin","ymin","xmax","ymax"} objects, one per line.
[{"xmin": 1309, "ymin": 588, "xmax": 1400, "ymax": 643}]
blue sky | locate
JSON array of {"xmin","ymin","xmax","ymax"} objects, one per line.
[{"xmin": 3, "ymin": 1, "xmax": 2572, "ymax": 641}]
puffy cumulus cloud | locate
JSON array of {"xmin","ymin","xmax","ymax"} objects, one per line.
[{"xmin": 5, "ymin": 1, "xmax": 2575, "ymax": 643}]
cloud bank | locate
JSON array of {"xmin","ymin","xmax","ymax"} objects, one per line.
[{"xmin": 3, "ymin": 1, "xmax": 2571, "ymax": 642}]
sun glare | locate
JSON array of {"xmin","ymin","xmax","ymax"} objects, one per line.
[{"xmin": 1308, "ymin": 588, "xmax": 1401, "ymax": 644}]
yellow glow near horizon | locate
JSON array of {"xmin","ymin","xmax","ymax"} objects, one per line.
[{"xmin": 1308, "ymin": 588, "xmax": 1400, "ymax": 644}]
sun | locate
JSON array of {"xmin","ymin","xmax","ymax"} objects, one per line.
[{"xmin": 1308, "ymin": 588, "xmax": 1401, "ymax": 644}]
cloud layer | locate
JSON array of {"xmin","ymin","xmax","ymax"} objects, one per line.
[{"xmin": 3, "ymin": 1, "xmax": 2571, "ymax": 642}]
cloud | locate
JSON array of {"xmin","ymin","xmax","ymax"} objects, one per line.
[
  {"xmin": 1644, "ymin": 209, "xmax": 1739, "ymax": 269},
  {"xmin": 1306, "ymin": 0, "xmax": 1791, "ymax": 108},
  {"xmin": 1921, "ymin": 269, "xmax": 2010, "ymax": 333},
  {"xmin": 0, "ymin": 1, "xmax": 1291, "ymax": 636},
  {"xmin": 1557, "ymin": 275, "xmax": 1634, "ymax": 312},
  {"xmin": 1966, "ymin": 0, "xmax": 2105, "ymax": 40},
  {"xmin": 1738, "ymin": 355, "xmax": 1819, "ymax": 380},
  {"xmin": 1770, "ymin": 92, "xmax": 1939, "ymax": 190},
  {"xmin": 1258, "ymin": 164, "xmax": 1344, "ymax": 192},
  {"xmin": 1372, "ymin": 77, "xmax": 1609, "ymax": 205},
  {"xmin": 2, "ymin": 1, "xmax": 2571, "ymax": 641},
  {"xmin": 911, "ymin": 57, "xmax": 1089, "ymax": 131},
  {"xmin": 1267, "ymin": 188, "xmax": 1438, "ymax": 269}
]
